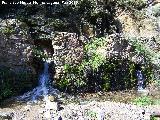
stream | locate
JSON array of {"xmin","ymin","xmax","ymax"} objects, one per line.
[{"xmin": 0, "ymin": 60, "xmax": 160, "ymax": 120}]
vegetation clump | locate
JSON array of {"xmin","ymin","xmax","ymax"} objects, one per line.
[{"xmin": 56, "ymin": 36, "xmax": 153, "ymax": 93}]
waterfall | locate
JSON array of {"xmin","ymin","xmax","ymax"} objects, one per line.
[
  {"xmin": 17, "ymin": 59, "xmax": 59, "ymax": 103},
  {"xmin": 32, "ymin": 61, "xmax": 50, "ymax": 102},
  {"xmin": 136, "ymin": 70, "xmax": 144, "ymax": 91},
  {"xmin": 136, "ymin": 70, "xmax": 150, "ymax": 95}
]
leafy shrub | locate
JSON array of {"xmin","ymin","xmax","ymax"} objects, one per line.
[
  {"xmin": 0, "ymin": 26, "xmax": 16, "ymax": 38},
  {"xmin": 33, "ymin": 47, "xmax": 49, "ymax": 60},
  {"xmin": 0, "ymin": 66, "xmax": 14, "ymax": 100},
  {"xmin": 133, "ymin": 96, "xmax": 153, "ymax": 106},
  {"xmin": 127, "ymin": 36, "xmax": 157, "ymax": 84},
  {"xmin": 56, "ymin": 37, "xmax": 151, "ymax": 93}
]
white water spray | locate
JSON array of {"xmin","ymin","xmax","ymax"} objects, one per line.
[
  {"xmin": 32, "ymin": 61, "xmax": 50, "ymax": 102},
  {"xmin": 136, "ymin": 70, "xmax": 150, "ymax": 95}
]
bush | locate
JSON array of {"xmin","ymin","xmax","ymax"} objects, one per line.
[
  {"xmin": 55, "ymin": 37, "xmax": 153, "ymax": 93},
  {"xmin": 133, "ymin": 96, "xmax": 153, "ymax": 106}
]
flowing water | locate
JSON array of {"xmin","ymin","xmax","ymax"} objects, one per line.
[
  {"xmin": 16, "ymin": 60, "xmax": 59, "ymax": 103},
  {"xmin": 32, "ymin": 62, "xmax": 49, "ymax": 102},
  {"xmin": 136, "ymin": 70, "xmax": 144, "ymax": 91}
]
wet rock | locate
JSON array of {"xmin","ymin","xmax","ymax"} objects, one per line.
[
  {"xmin": 58, "ymin": 116, "xmax": 62, "ymax": 120},
  {"xmin": 24, "ymin": 105, "xmax": 31, "ymax": 111},
  {"xmin": 44, "ymin": 110, "xmax": 51, "ymax": 119},
  {"xmin": 0, "ymin": 112, "xmax": 14, "ymax": 120},
  {"xmin": 52, "ymin": 32, "xmax": 84, "ymax": 80},
  {"xmin": 48, "ymin": 95, "xmax": 56, "ymax": 102},
  {"xmin": 45, "ymin": 101, "xmax": 57, "ymax": 111}
]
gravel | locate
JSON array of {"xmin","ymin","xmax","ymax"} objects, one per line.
[{"xmin": 0, "ymin": 100, "xmax": 159, "ymax": 120}]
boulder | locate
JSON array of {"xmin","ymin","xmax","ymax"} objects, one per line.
[{"xmin": 52, "ymin": 32, "xmax": 84, "ymax": 80}]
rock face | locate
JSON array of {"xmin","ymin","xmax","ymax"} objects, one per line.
[
  {"xmin": 0, "ymin": 35, "xmax": 34, "ymax": 73},
  {"xmin": 117, "ymin": 2, "xmax": 160, "ymax": 38},
  {"xmin": 0, "ymin": 19, "xmax": 38, "ymax": 98},
  {"xmin": 0, "ymin": 112, "xmax": 13, "ymax": 120},
  {"xmin": 52, "ymin": 32, "xmax": 83, "ymax": 80},
  {"xmin": 0, "ymin": 19, "xmax": 35, "ymax": 74}
]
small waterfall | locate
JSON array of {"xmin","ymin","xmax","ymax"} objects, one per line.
[
  {"xmin": 136, "ymin": 70, "xmax": 149, "ymax": 95},
  {"xmin": 136, "ymin": 70, "xmax": 144, "ymax": 91},
  {"xmin": 17, "ymin": 59, "xmax": 59, "ymax": 103},
  {"xmin": 32, "ymin": 61, "xmax": 50, "ymax": 102},
  {"xmin": 15, "ymin": 59, "xmax": 60, "ymax": 119}
]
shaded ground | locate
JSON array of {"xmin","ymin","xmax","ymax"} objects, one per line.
[
  {"xmin": 62, "ymin": 89, "xmax": 160, "ymax": 105},
  {"xmin": 1, "ymin": 89, "xmax": 160, "ymax": 107}
]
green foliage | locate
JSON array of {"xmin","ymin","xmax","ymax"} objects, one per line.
[
  {"xmin": 152, "ymin": 4, "xmax": 160, "ymax": 17},
  {"xmin": 57, "ymin": 37, "xmax": 107, "ymax": 92},
  {"xmin": 150, "ymin": 116, "xmax": 158, "ymax": 120},
  {"xmin": 0, "ymin": 26, "xmax": 15, "ymax": 38},
  {"xmin": 84, "ymin": 37, "xmax": 107, "ymax": 70},
  {"xmin": 133, "ymin": 96, "xmax": 153, "ymax": 106},
  {"xmin": 0, "ymin": 67, "xmax": 14, "ymax": 100},
  {"xmin": 33, "ymin": 47, "xmax": 49, "ymax": 59},
  {"xmin": 153, "ymin": 99, "xmax": 160, "ymax": 105},
  {"xmin": 141, "ymin": 63, "xmax": 153, "ymax": 85},
  {"xmin": 128, "ymin": 37, "xmax": 151, "ymax": 57},
  {"xmin": 84, "ymin": 109, "xmax": 98, "ymax": 119},
  {"xmin": 56, "ymin": 37, "xmax": 143, "ymax": 92},
  {"xmin": 133, "ymin": 96, "xmax": 160, "ymax": 111},
  {"xmin": 127, "ymin": 36, "xmax": 156, "ymax": 83},
  {"xmin": 128, "ymin": 36, "xmax": 158, "ymax": 63}
]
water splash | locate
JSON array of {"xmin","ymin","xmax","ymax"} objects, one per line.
[{"xmin": 136, "ymin": 70, "xmax": 144, "ymax": 91}]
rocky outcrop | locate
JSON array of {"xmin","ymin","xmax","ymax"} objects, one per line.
[
  {"xmin": 117, "ymin": 2, "xmax": 160, "ymax": 38},
  {"xmin": 0, "ymin": 19, "xmax": 35, "ymax": 74},
  {"xmin": 0, "ymin": 112, "xmax": 13, "ymax": 120},
  {"xmin": 52, "ymin": 32, "xmax": 84, "ymax": 79},
  {"xmin": 0, "ymin": 19, "xmax": 38, "ymax": 99}
]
